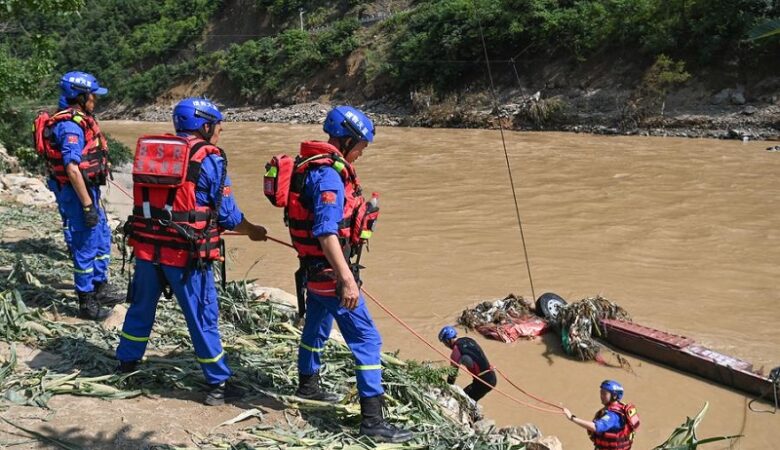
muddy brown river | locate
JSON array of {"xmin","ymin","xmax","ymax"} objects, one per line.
[{"xmin": 104, "ymin": 121, "xmax": 780, "ymax": 449}]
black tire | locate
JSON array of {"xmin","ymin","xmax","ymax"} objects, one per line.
[{"xmin": 535, "ymin": 292, "xmax": 567, "ymax": 322}]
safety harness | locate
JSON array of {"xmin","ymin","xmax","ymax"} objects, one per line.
[
  {"xmin": 264, "ymin": 141, "xmax": 380, "ymax": 317},
  {"xmin": 33, "ymin": 108, "xmax": 110, "ymax": 186},
  {"xmin": 123, "ymin": 135, "xmax": 227, "ymax": 298},
  {"xmin": 589, "ymin": 401, "xmax": 640, "ymax": 450},
  {"xmin": 454, "ymin": 337, "xmax": 494, "ymax": 377}
]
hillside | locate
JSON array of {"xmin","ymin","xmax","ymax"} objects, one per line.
[{"xmin": 0, "ymin": 0, "xmax": 779, "ymax": 156}]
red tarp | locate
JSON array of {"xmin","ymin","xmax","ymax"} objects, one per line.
[{"xmin": 477, "ymin": 316, "xmax": 549, "ymax": 343}]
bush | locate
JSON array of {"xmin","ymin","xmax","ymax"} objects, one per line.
[
  {"xmin": 520, "ymin": 96, "xmax": 568, "ymax": 129},
  {"xmin": 222, "ymin": 19, "xmax": 359, "ymax": 101},
  {"xmin": 382, "ymin": 0, "xmax": 778, "ymax": 91},
  {"xmin": 106, "ymin": 134, "xmax": 132, "ymax": 167},
  {"xmin": 0, "ymin": 107, "xmax": 39, "ymax": 170}
]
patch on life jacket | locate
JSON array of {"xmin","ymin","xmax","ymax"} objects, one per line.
[
  {"xmin": 132, "ymin": 135, "xmax": 190, "ymax": 187},
  {"xmin": 321, "ymin": 191, "xmax": 336, "ymax": 204},
  {"xmin": 223, "ymin": 185, "xmax": 232, "ymax": 197},
  {"xmin": 67, "ymin": 134, "xmax": 79, "ymax": 144},
  {"xmin": 623, "ymin": 403, "xmax": 640, "ymax": 431}
]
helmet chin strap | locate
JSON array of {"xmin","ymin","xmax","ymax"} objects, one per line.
[
  {"xmin": 200, "ymin": 123, "xmax": 215, "ymax": 142},
  {"xmin": 339, "ymin": 137, "xmax": 359, "ymax": 156},
  {"xmin": 68, "ymin": 93, "xmax": 89, "ymax": 112}
]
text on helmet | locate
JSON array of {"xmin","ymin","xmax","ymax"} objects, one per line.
[
  {"xmin": 344, "ymin": 110, "xmax": 370, "ymax": 137},
  {"xmin": 68, "ymin": 76, "xmax": 93, "ymax": 87}
]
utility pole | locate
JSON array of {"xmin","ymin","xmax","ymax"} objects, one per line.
[{"xmin": 299, "ymin": 8, "xmax": 305, "ymax": 31}]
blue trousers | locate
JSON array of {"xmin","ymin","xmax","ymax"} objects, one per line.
[
  {"xmin": 47, "ymin": 178, "xmax": 72, "ymax": 252},
  {"xmin": 56, "ymin": 184, "xmax": 111, "ymax": 293},
  {"xmin": 116, "ymin": 260, "xmax": 232, "ymax": 384},
  {"xmin": 298, "ymin": 291, "xmax": 384, "ymax": 398}
]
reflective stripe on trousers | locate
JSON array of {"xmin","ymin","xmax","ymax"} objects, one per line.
[
  {"xmin": 298, "ymin": 291, "xmax": 384, "ymax": 398},
  {"xmin": 116, "ymin": 260, "xmax": 231, "ymax": 384}
]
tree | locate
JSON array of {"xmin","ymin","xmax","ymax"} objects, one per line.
[{"xmin": 640, "ymin": 54, "xmax": 691, "ymax": 117}]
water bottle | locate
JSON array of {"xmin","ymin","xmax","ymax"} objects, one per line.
[{"xmin": 368, "ymin": 192, "xmax": 379, "ymax": 212}]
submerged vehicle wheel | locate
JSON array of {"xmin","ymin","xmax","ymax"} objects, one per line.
[{"xmin": 535, "ymin": 292, "xmax": 567, "ymax": 322}]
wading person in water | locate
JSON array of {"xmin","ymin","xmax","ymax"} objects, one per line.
[
  {"xmin": 438, "ymin": 326, "xmax": 497, "ymax": 402},
  {"xmin": 562, "ymin": 380, "xmax": 640, "ymax": 450}
]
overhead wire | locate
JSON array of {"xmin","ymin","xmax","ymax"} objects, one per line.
[{"xmin": 469, "ymin": 0, "xmax": 537, "ymax": 302}]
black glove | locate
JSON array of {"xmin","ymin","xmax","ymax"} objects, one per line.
[
  {"xmin": 83, "ymin": 204, "xmax": 99, "ymax": 227},
  {"xmin": 446, "ymin": 370, "xmax": 457, "ymax": 385}
]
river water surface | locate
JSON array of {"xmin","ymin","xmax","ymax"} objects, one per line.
[{"xmin": 104, "ymin": 121, "xmax": 780, "ymax": 449}]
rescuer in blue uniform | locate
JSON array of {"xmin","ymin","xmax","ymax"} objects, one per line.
[
  {"xmin": 49, "ymin": 71, "xmax": 113, "ymax": 320},
  {"xmin": 116, "ymin": 98, "xmax": 268, "ymax": 406},
  {"xmin": 46, "ymin": 96, "xmax": 77, "ymax": 254},
  {"xmin": 292, "ymin": 106, "xmax": 412, "ymax": 443},
  {"xmin": 563, "ymin": 380, "xmax": 639, "ymax": 450}
]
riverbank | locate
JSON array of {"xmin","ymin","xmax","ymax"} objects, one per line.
[
  {"xmin": 0, "ymin": 146, "xmax": 564, "ymax": 449},
  {"xmin": 100, "ymin": 93, "xmax": 780, "ymax": 142}
]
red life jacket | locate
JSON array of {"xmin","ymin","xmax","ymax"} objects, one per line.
[
  {"xmin": 452, "ymin": 337, "xmax": 493, "ymax": 376},
  {"xmin": 125, "ymin": 134, "xmax": 225, "ymax": 268},
  {"xmin": 589, "ymin": 401, "xmax": 640, "ymax": 450},
  {"xmin": 32, "ymin": 108, "xmax": 109, "ymax": 185},
  {"xmin": 281, "ymin": 141, "xmax": 378, "ymax": 295}
]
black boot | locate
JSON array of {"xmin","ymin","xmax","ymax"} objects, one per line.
[
  {"xmin": 78, "ymin": 291, "xmax": 111, "ymax": 321},
  {"xmin": 116, "ymin": 360, "xmax": 139, "ymax": 373},
  {"xmin": 93, "ymin": 281, "xmax": 126, "ymax": 306},
  {"xmin": 205, "ymin": 380, "xmax": 245, "ymax": 406},
  {"xmin": 359, "ymin": 395, "xmax": 413, "ymax": 443},
  {"xmin": 294, "ymin": 372, "xmax": 340, "ymax": 403}
]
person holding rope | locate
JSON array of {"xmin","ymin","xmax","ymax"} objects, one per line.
[
  {"xmin": 33, "ymin": 71, "xmax": 118, "ymax": 320},
  {"xmin": 438, "ymin": 326, "xmax": 497, "ymax": 402},
  {"xmin": 116, "ymin": 98, "xmax": 267, "ymax": 406},
  {"xmin": 277, "ymin": 106, "xmax": 411, "ymax": 443},
  {"xmin": 562, "ymin": 380, "xmax": 640, "ymax": 450}
]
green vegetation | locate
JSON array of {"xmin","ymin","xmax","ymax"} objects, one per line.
[
  {"xmin": 223, "ymin": 18, "xmax": 360, "ymax": 100},
  {"xmin": 383, "ymin": 0, "xmax": 777, "ymax": 90},
  {"xmin": 0, "ymin": 0, "xmax": 777, "ymax": 154},
  {"xmin": 653, "ymin": 402, "xmax": 741, "ymax": 449},
  {"xmin": 2, "ymin": 0, "xmax": 774, "ymax": 105},
  {"xmin": 0, "ymin": 203, "xmax": 535, "ymax": 448},
  {"xmin": 749, "ymin": 18, "xmax": 780, "ymax": 40}
]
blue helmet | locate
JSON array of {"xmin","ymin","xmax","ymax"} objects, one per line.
[
  {"xmin": 438, "ymin": 326, "xmax": 457, "ymax": 343},
  {"xmin": 323, "ymin": 106, "xmax": 375, "ymax": 143},
  {"xmin": 600, "ymin": 380, "xmax": 624, "ymax": 401},
  {"xmin": 172, "ymin": 98, "xmax": 223, "ymax": 132},
  {"xmin": 60, "ymin": 71, "xmax": 108, "ymax": 99}
]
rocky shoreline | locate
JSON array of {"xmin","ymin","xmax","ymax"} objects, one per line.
[{"xmin": 101, "ymin": 98, "xmax": 779, "ymax": 141}]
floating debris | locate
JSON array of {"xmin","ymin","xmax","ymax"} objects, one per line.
[
  {"xmin": 555, "ymin": 296, "xmax": 632, "ymax": 369},
  {"xmin": 458, "ymin": 294, "xmax": 549, "ymax": 342},
  {"xmin": 458, "ymin": 294, "xmax": 534, "ymax": 329}
]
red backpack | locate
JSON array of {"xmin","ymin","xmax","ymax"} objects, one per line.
[{"xmin": 263, "ymin": 154, "xmax": 295, "ymax": 207}]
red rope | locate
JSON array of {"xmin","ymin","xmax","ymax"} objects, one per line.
[
  {"xmin": 360, "ymin": 286, "xmax": 561, "ymax": 414},
  {"xmin": 109, "ymin": 177, "xmax": 561, "ymax": 413},
  {"xmin": 108, "ymin": 179, "xmax": 134, "ymax": 202}
]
